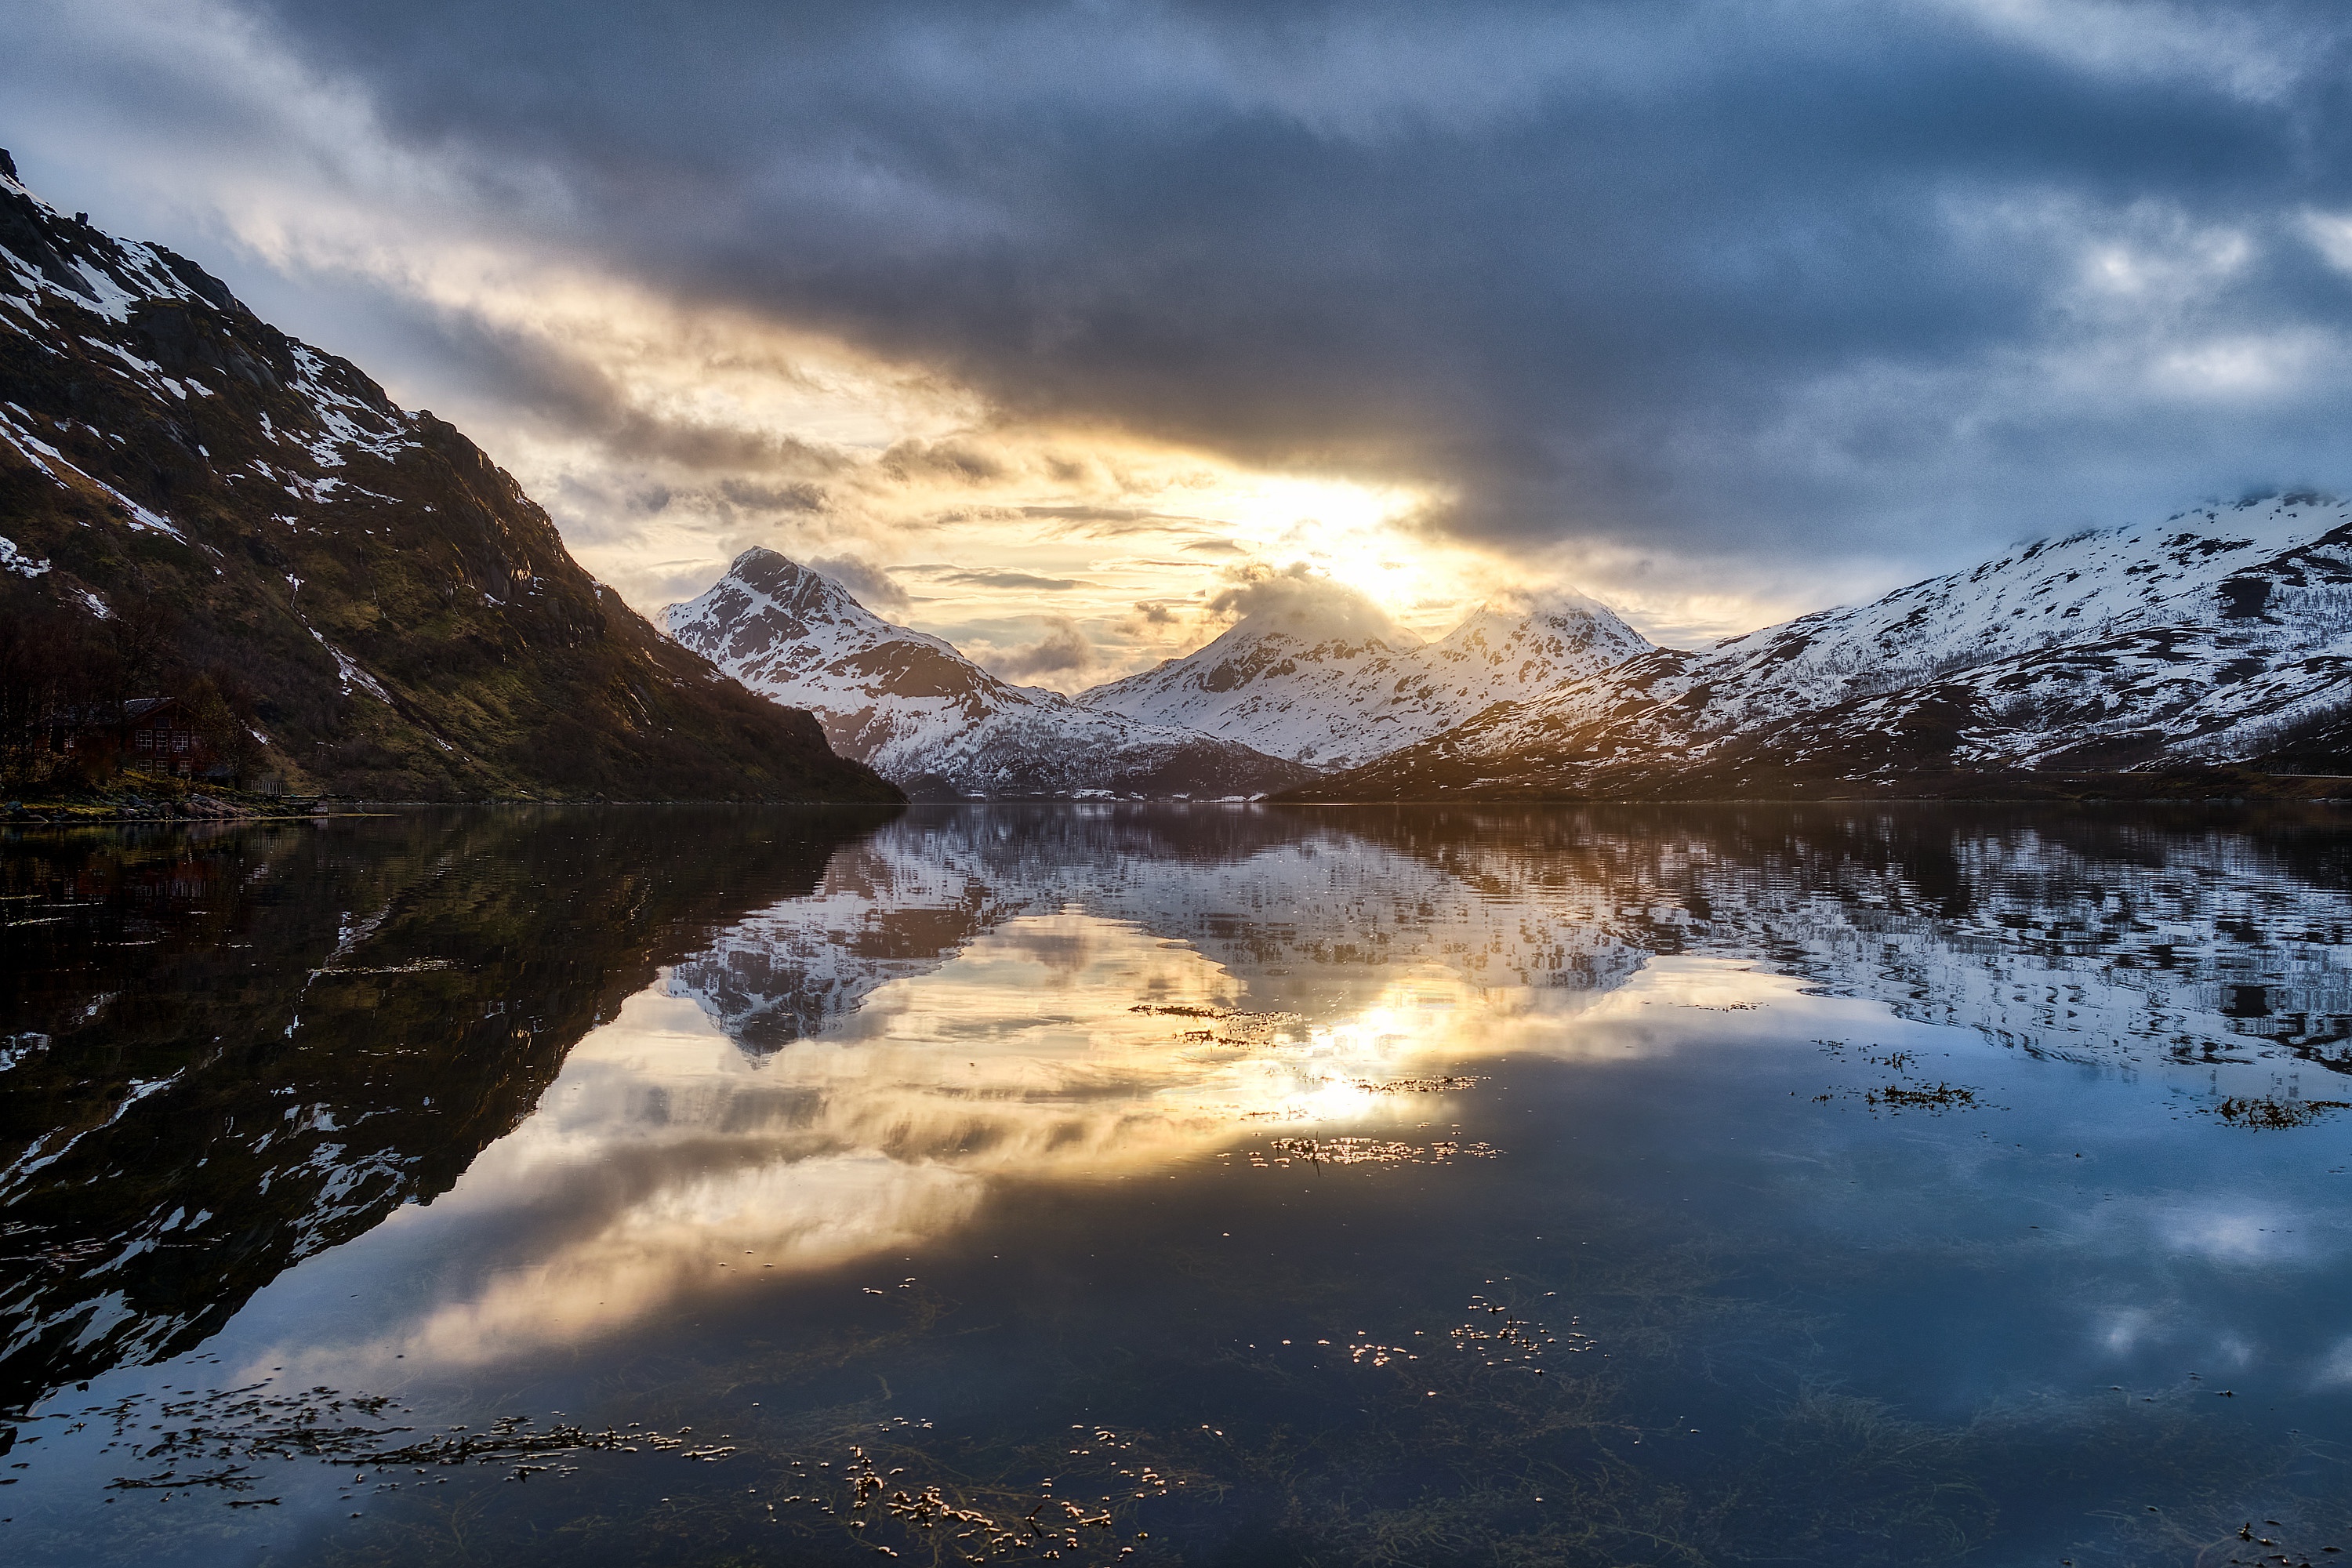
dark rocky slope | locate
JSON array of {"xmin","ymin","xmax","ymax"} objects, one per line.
[{"xmin": 0, "ymin": 157, "xmax": 895, "ymax": 801}]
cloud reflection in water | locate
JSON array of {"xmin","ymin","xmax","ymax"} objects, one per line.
[{"xmin": 325, "ymin": 911, "xmax": 1828, "ymax": 1371}]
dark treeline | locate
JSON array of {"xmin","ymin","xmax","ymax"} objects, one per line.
[{"xmin": 0, "ymin": 599, "xmax": 269, "ymax": 791}]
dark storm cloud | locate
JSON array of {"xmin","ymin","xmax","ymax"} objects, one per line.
[
  {"xmin": 717, "ymin": 479, "xmax": 828, "ymax": 514},
  {"xmin": 387, "ymin": 300, "xmax": 852, "ymax": 477},
  {"xmin": 227, "ymin": 1, "xmax": 2352, "ymax": 560},
  {"xmin": 880, "ymin": 437, "xmax": 1013, "ymax": 486}
]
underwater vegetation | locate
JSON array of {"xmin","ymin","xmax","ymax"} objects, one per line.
[{"xmin": 2209, "ymin": 1095, "xmax": 2350, "ymax": 1129}]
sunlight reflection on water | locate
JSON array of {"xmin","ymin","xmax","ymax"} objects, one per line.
[{"xmin": 310, "ymin": 924, "xmax": 1871, "ymax": 1379}]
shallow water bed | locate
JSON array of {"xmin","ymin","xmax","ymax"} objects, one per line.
[{"xmin": 4, "ymin": 804, "xmax": 2350, "ymax": 1566}]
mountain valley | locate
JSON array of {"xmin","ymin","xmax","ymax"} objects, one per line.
[{"xmin": 9, "ymin": 156, "xmax": 2344, "ymax": 807}]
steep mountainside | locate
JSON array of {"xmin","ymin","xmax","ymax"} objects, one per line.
[
  {"xmin": 1290, "ymin": 495, "xmax": 2352, "ymax": 800},
  {"xmin": 1080, "ymin": 583, "xmax": 1651, "ymax": 769},
  {"xmin": 666, "ymin": 548, "xmax": 1319, "ymax": 798},
  {"xmin": 0, "ymin": 158, "xmax": 895, "ymax": 801}
]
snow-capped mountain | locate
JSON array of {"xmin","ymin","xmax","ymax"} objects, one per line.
[
  {"xmin": 1294, "ymin": 495, "xmax": 2352, "ymax": 798},
  {"xmin": 1080, "ymin": 580, "xmax": 1652, "ymax": 769},
  {"xmin": 666, "ymin": 548, "xmax": 1319, "ymax": 798}
]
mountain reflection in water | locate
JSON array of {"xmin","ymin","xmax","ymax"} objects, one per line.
[
  {"xmin": 0, "ymin": 807, "xmax": 895, "ymax": 1410},
  {"xmin": 3, "ymin": 803, "xmax": 2351, "ymax": 1568}
]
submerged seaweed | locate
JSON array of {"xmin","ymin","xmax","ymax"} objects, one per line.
[
  {"xmin": 769, "ymin": 1426, "xmax": 1187, "ymax": 1563},
  {"xmin": 2211, "ymin": 1094, "xmax": 2351, "ymax": 1128},
  {"xmin": 10, "ymin": 1377, "xmax": 724, "ymax": 1509},
  {"xmin": 1256, "ymin": 1137, "xmax": 1502, "ymax": 1167}
]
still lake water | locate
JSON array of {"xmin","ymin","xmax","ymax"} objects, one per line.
[{"xmin": 5, "ymin": 804, "xmax": 2352, "ymax": 1567}]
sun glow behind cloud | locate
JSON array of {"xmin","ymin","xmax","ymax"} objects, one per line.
[
  {"xmin": 3, "ymin": 0, "xmax": 1869, "ymax": 684},
  {"xmin": 332, "ymin": 262, "xmax": 1542, "ymax": 683},
  {"xmin": 402, "ymin": 292, "xmax": 1534, "ymax": 684},
  {"xmin": 269, "ymin": 217, "xmax": 1531, "ymax": 678}
]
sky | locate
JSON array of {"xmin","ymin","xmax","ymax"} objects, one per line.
[{"xmin": 9, "ymin": 0, "xmax": 2352, "ymax": 688}]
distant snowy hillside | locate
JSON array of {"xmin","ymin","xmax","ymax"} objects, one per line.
[
  {"xmin": 1080, "ymin": 580, "xmax": 1651, "ymax": 769},
  {"xmin": 666, "ymin": 549, "xmax": 1319, "ymax": 799},
  {"xmin": 1293, "ymin": 495, "xmax": 2352, "ymax": 798}
]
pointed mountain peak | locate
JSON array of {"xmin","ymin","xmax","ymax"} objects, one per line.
[
  {"xmin": 726, "ymin": 545, "xmax": 843, "ymax": 598},
  {"xmin": 730, "ymin": 543, "xmax": 797, "ymax": 574},
  {"xmin": 664, "ymin": 545, "xmax": 1314, "ymax": 797},
  {"xmin": 1508, "ymin": 583, "xmax": 1613, "ymax": 619},
  {"xmin": 670, "ymin": 546, "xmax": 888, "ymax": 637},
  {"xmin": 1428, "ymin": 585, "xmax": 1650, "ymax": 666}
]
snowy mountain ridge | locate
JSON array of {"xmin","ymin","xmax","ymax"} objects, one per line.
[
  {"xmin": 1078, "ymin": 579, "xmax": 1653, "ymax": 769},
  {"xmin": 1668, "ymin": 495, "xmax": 2352, "ymax": 733},
  {"xmin": 1293, "ymin": 494, "xmax": 2352, "ymax": 798},
  {"xmin": 665, "ymin": 548, "xmax": 1319, "ymax": 799}
]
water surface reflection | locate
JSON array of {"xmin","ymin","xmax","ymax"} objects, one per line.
[{"xmin": 5, "ymin": 804, "xmax": 2351, "ymax": 1567}]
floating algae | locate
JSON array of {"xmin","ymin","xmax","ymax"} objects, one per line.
[
  {"xmin": 1813, "ymin": 1075, "xmax": 1987, "ymax": 1115},
  {"xmin": 1349, "ymin": 1076, "xmax": 1485, "ymax": 1094},
  {"xmin": 771, "ymin": 1421, "xmax": 1197, "ymax": 1564},
  {"xmin": 1255, "ymin": 1137, "xmax": 1501, "ymax": 1167},
  {"xmin": 2210, "ymin": 1094, "xmax": 2351, "ymax": 1128},
  {"xmin": 1809, "ymin": 1081, "xmax": 1986, "ymax": 1112},
  {"xmin": 1809, "ymin": 1044, "xmax": 1986, "ymax": 1113},
  {"xmin": 1131, "ymin": 1004, "xmax": 1306, "ymax": 1050},
  {"xmin": 1451, "ymin": 1295, "xmax": 1595, "ymax": 1370},
  {"xmin": 13, "ymin": 1378, "xmax": 723, "ymax": 1506},
  {"xmin": 1864, "ymin": 1083, "xmax": 1982, "ymax": 1111}
]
